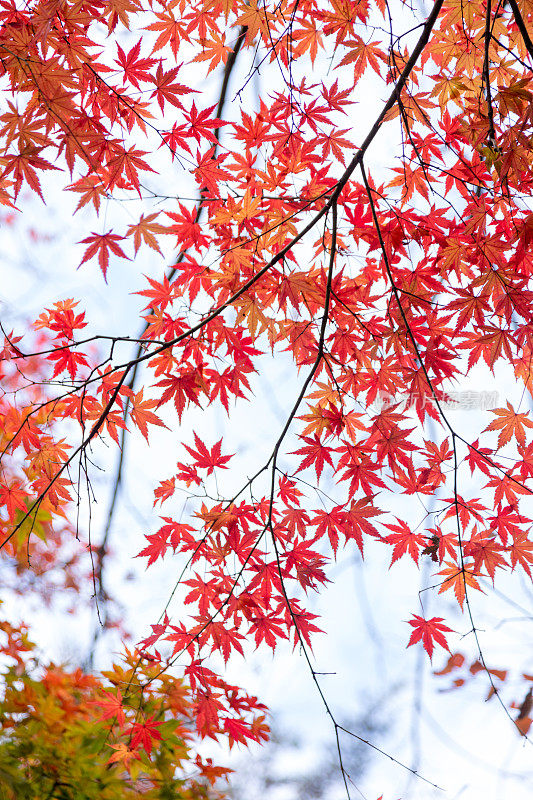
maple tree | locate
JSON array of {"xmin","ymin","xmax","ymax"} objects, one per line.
[
  {"xmin": 0, "ymin": 614, "xmax": 231, "ymax": 798},
  {"xmin": 2, "ymin": 0, "xmax": 533, "ymax": 794}
]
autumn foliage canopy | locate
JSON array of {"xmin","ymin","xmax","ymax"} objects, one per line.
[{"xmin": 2, "ymin": 0, "xmax": 533, "ymax": 794}]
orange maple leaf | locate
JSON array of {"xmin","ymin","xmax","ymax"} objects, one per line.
[
  {"xmin": 437, "ymin": 560, "xmax": 483, "ymax": 609},
  {"xmin": 125, "ymin": 213, "xmax": 166, "ymax": 254},
  {"xmin": 485, "ymin": 402, "xmax": 533, "ymax": 448},
  {"xmin": 130, "ymin": 389, "xmax": 168, "ymax": 441},
  {"xmin": 107, "ymin": 742, "xmax": 141, "ymax": 767}
]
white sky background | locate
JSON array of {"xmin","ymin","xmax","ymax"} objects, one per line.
[{"xmin": 2, "ymin": 1, "xmax": 533, "ymax": 798}]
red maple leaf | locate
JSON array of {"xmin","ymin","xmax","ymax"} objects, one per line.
[
  {"xmin": 129, "ymin": 715, "xmax": 163, "ymax": 754},
  {"xmin": 292, "ymin": 434, "xmax": 335, "ymax": 479},
  {"xmin": 407, "ymin": 615, "xmax": 453, "ymax": 660},
  {"xmin": 383, "ymin": 519, "xmax": 426, "ymax": 565},
  {"xmin": 115, "ymin": 39, "xmax": 158, "ymax": 89},
  {"xmin": 181, "ymin": 434, "xmax": 232, "ymax": 474},
  {"xmin": 47, "ymin": 346, "xmax": 89, "ymax": 380},
  {"xmin": 150, "ymin": 63, "xmax": 191, "ymax": 112},
  {"xmin": 92, "ymin": 688, "xmax": 126, "ymax": 726},
  {"xmin": 78, "ymin": 230, "xmax": 129, "ymax": 280}
]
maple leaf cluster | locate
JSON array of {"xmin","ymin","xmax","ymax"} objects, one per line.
[
  {"xmin": 0, "ymin": 618, "xmax": 231, "ymax": 796},
  {"xmin": 2, "ymin": 0, "xmax": 533, "ymax": 790}
]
